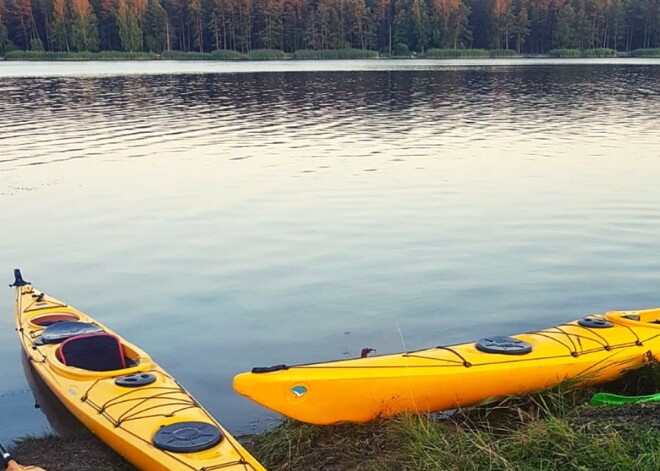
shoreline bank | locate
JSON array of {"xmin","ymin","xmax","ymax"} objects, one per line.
[
  {"xmin": 2, "ymin": 47, "xmax": 659, "ymax": 62},
  {"xmin": 10, "ymin": 364, "xmax": 660, "ymax": 471}
]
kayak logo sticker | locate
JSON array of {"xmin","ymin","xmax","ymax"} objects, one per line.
[{"xmin": 291, "ymin": 385, "xmax": 307, "ymax": 398}]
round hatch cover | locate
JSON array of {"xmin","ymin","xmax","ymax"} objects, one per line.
[
  {"xmin": 578, "ymin": 318, "xmax": 613, "ymax": 328},
  {"xmin": 476, "ymin": 336, "xmax": 532, "ymax": 355},
  {"xmin": 37, "ymin": 322, "xmax": 103, "ymax": 345},
  {"xmin": 115, "ymin": 373, "xmax": 157, "ymax": 387},
  {"xmin": 153, "ymin": 422, "xmax": 223, "ymax": 453}
]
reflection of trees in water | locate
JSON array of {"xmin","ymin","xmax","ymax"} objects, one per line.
[
  {"xmin": 4, "ymin": 67, "xmax": 658, "ymax": 116},
  {"xmin": 1, "ymin": 67, "xmax": 657, "ymax": 164},
  {"xmin": 21, "ymin": 353, "xmax": 84, "ymax": 437}
]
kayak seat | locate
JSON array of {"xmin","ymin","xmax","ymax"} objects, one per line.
[
  {"xmin": 57, "ymin": 333, "xmax": 127, "ymax": 371},
  {"xmin": 36, "ymin": 321, "xmax": 104, "ymax": 345}
]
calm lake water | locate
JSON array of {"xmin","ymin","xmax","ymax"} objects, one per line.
[{"xmin": 1, "ymin": 59, "xmax": 659, "ymax": 443}]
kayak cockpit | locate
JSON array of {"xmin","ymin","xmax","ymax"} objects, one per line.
[
  {"xmin": 24, "ymin": 314, "xmax": 153, "ymax": 378},
  {"xmin": 57, "ymin": 333, "xmax": 131, "ymax": 372},
  {"xmin": 30, "ymin": 313, "xmax": 80, "ymax": 326},
  {"xmin": 48, "ymin": 338, "xmax": 151, "ymax": 379},
  {"xmin": 605, "ymin": 308, "xmax": 660, "ymax": 327}
]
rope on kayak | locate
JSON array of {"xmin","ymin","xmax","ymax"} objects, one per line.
[
  {"xmin": 80, "ymin": 377, "xmax": 259, "ymax": 470},
  {"xmin": 204, "ymin": 460, "xmax": 253, "ymax": 469},
  {"xmin": 84, "ymin": 384, "xmax": 198, "ymax": 427},
  {"xmin": 556, "ymin": 323, "xmax": 612, "ymax": 350},
  {"xmin": 526, "ymin": 331, "xmax": 579, "ymax": 356},
  {"xmin": 431, "ymin": 345, "xmax": 472, "ymax": 367},
  {"xmin": 108, "ymin": 394, "xmax": 197, "ymax": 425},
  {"xmin": 290, "ymin": 335, "xmax": 654, "ymax": 369},
  {"xmin": 527, "ymin": 326, "xmax": 605, "ymax": 356},
  {"xmin": 599, "ymin": 317, "xmax": 644, "ymax": 346},
  {"xmin": 18, "ymin": 329, "xmax": 47, "ymax": 363},
  {"xmin": 545, "ymin": 325, "xmax": 579, "ymax": 353}
]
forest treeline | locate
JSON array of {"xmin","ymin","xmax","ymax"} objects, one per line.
[{"xmin": 0, "ymin": 0, "xmax": 659, "ymax": 57}]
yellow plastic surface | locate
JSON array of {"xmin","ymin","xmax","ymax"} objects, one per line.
[
  {"xmin": 234, "ymin": 309, "xmax": 660, "ymax": 425},
  {"xmin": 15, "ymin": 284, "xmax": 266, "ymax": 471}
]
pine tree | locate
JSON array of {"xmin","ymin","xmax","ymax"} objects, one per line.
[
  {"xmin": 71, "ymin": 0, "xmax": 98, "ymax": 51},
  {"xmin": 0, "ymin": 0, "xmax": 9, "ymax": 53}
]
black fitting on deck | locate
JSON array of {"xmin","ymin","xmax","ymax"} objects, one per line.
[
  {"xmin": 252, "ymin": 364, "xmax": 289, "ymax": 374},
  {"xmin": 9, "ymin": 268, "xmax": 30, "ymax": 287}
]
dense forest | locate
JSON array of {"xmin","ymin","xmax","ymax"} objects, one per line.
[{"xmin": 0, "ymin": 0, "xmax": 658, "ymax": 56}]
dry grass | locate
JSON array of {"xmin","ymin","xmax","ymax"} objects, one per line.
[{"xmin": 11, "ymin": 432, "xmax": 135, "ymax": 471}]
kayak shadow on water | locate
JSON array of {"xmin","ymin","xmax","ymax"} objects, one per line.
[{"xmin": 20, "ymin": 353, "xmax": 85, "ymax": 437}]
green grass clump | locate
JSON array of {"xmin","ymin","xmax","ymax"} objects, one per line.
[
  {"xmin": 549, "ymin": 48, "xmax": 617, "ymax": 58},
  {"xmin": 394, "ymin": 395, "xmax": 660, "ymax": 471},
  {"xmin": 160, "ymin": 50, "xmax": 248, "ymax": 60},
  {"xmin": 425, "ymin": 48, "xmax": 489, "ymax": 58},
  {"xmin": 581, "ymin": 47, "xmax": 617, "ymax": 57},
  {"xmin": 210, "ymin": 49, "xmax": 246, "ymax": 60},
  {"xmin": 293, "ymin": 48, "xmax": 379, "ymax": 60},
  {"xmin": 5, "ymin": 50, "xmax": 156, "ymax": 60},
  {"xmin": 630, "ymin": 48, "xmax": 660, "ymax": 57},
  {"xmin": 549, "ymin": 48, "xmax": 581, "ymax": 57},
  {"xmin": 160, "ymin": 50, "xmax": 212, "ymax": 60},
  {"xmin": 247, "ymin": 49, "xmax": 289, "ymax": 60},
  {"xmin": 253, "ymin": 394, "xmax": 660, "ymax": 470},
  {"xmin": 488, "ymin": 49, "xmax": 519, "ymax": 57}
]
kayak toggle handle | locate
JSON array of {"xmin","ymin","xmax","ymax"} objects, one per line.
[
  {"xmin": 252, "ymin": 364, "xmax": 289, "ymax": 374},
  {"xmin": 9, "ymin": 269, "xmax": 30, "ymax": 288}
]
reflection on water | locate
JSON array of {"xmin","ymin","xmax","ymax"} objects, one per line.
[
  {"xmin": 1, "ymin": 61, "xmax": 660, "ymax": 443},
  {"xmin": 1, "ymin": 66, "xmax": 658, "ymax": 169},
  {"xmin": 21, "ymin": 354, "xmax": 84, "ymax": 437}
]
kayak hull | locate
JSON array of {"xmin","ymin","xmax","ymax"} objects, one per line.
[
  {"xmin": 234, "ymin": 309, "xmax": 660, "ymax": 424},
  {"xmin": 14, "ymin": 281, "xmax": 265, "ymax": 471}
]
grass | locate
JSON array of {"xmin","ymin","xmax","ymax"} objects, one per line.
[
  {"xmin": 252, "ymin": 396, "xmax": 660, "ymax": 471},
  {"xmin": 11, "ymin": 430, "xmax": 135, "ymax": 470},
  {"xmin": 630, "ymin": 48, "xmax": 660, "ymax": 57},
  {"xmin": 5, "ymin": 50, "xmax": 157, "ymax": 60},
  {"xmin": 10, "ymin": 364, "xmax": 660, "ymax": 470},
  {"xmin": 549, "ymin": 48, "xmax": 618, "ymax": 58},
  {"xmin": 549, "ymin": 49, "xmax": 582, "ymax": 57},
  {"xmin": 251, "ymin": 402, "xmax": 660, "ymax": 470},
  {"xmin": 425, "ymin": 48, "xmax": 490, "ymax": 58},
  {"xmin": 292, "ymin": 48, "xmax": 379, "ymax": 59},
  {"xmin": 248, "ymin": 49, "xmax": 289, "ymax": 60},
  {"xmin": 581, "ymin": 48, "xmax": 618, "ymax": 57},
  {"xmin": 252, "ymin": 363, "xmax": 660, "ymax": 470},
  {"xmin": 4, "ymin": 47, "xmax": 656, "ymax": 62}
]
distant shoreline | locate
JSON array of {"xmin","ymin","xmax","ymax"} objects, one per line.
[{"xmin": 2, "ymin": 47, "xmax": 659, "ymax": 62}]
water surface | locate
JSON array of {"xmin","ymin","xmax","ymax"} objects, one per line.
[{"xmin": 1, "ymin": 60, "xmax": 659, "ymax": 443}]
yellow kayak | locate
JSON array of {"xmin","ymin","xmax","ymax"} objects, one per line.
[
  {"xmin": 11, "ymin": 270, "xmax": 266, "ymax": 471},
  {"xmin": 234, "ymin": 306, "xmax": 660, "ymax": 425}
]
